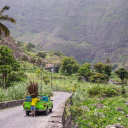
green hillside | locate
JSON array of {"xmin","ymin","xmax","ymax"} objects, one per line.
[{"xmin": 1, "ymin": 0, "xmax": 128, "ymax": 64}]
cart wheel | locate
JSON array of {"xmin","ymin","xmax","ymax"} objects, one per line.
[
  {"xmin": 26, "ymin": 111, "xmax": 30, "ymax": 116},
  {"xmin": 44, "ymin": 108, "xmax": 48, "ymax": 115},
  {"xmin": 49, "ymin": 105, "xmax": 53, "ymax": 112}
]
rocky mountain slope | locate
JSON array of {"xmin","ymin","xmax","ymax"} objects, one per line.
[
  {"xmin": 0, "ymin": 34, "xmax": 29, "ymax": 60},
  {"xmin": 1, "ymin": 0, "xmax": 128, "ymax": 64}
]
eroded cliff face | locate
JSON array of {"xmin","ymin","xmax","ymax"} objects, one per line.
[
  {"xmin": 0, "ymin": 33, "xmax": 29, "ymax": 60},
  {"xmin": 1, "ymin": 0, "xmax": 128, "ymax": 63}
]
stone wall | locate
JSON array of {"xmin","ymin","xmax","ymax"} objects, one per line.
[
  {"xmin": 0, "ymin": 99, "xmax": 25, "ymax": 110},
  {"xmin": 62, "ymin": 94, "xmax": 73, "ymax": 128}
]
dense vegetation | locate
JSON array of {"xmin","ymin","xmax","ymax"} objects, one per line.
[
  {"xmin": 0, "ymin": 46, "xmax": 21, "ymax": 88},
  {"xmin": 0, "ymin": 44, "xmax": 128, "ymax": 127}
]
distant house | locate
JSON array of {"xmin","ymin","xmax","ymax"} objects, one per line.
[
  {"xmin": 46, "ymin": 64, "xmax": 53, "ymax": 68},
  {"xmin": 44, "ymin": 64, "xmax": 58, "ymax": 73}
]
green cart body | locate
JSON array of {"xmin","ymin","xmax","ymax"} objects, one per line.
[{"xmin": 23, "ymin": 94, "xmax": 53, "ymax": 115}]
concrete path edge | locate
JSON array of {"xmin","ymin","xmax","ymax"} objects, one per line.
[{"xmin": 47, "ymin": 90, "xmax": 73, "ymax": 128}]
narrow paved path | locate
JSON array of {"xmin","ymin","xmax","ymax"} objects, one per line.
[{"xmin": 0, "ymin": 91, "xmax": 71, "ymax": 128}]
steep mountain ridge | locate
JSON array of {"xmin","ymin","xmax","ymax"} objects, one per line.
[{"xmin": 1, "ymin": 0, "xmax": 128, "ymax": 64}]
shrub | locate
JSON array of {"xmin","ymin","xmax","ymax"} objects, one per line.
[
  {"xmin": 87, "ymin": 85, "xmax": 120, "ymax": 97},
  {"xmin": 87, "ymin": 85, "xmax": 101, "ymax": 96},
  {"xmin": 90, "ymin": 73, "xmax": 105, "ymax": 83},
  {"xmin": 71, "ymin": 106, "xmax": 83, "ymax": 117},
  {"xmin": 43, "ymin": 74, "xmax": 50, "ymax": 85},
  {"xmin": 22, "ymin": 55, "xmax": 28, "ymax": 61},
  {"xmin": 26, "ymin": 42, "xmax": 35, "ymax": 51},
  {"xmin": 72, "ymin": 90, "xmax": 89, "ymax": 106},
  {"xmin": 53, "ymin": 50, "xmax": 63, "ymax": 57},
  {"xmin": 78, "ymin": 76, "xmax": 82, "ymax": 82},
  {"xmin": 36, "ymin": 52, "xmax": 46, "ymax": 58},
  {"xmin": 52, "ymin": 76, "xmax": 64, "ymax": 79},
  {"xmin": 30, "ymin": 57, "xmax": 36, "ymax": 63},
  {"xmin": 103, "ymin": 87, "xmax": 119, "ymax": 97}
]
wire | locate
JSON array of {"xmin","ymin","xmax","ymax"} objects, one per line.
[{"xmin": 71, "ymin": 117, "xmax": 94, "ymax": 128}]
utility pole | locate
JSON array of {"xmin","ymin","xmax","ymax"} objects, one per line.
[
  {"xmin": 40, "ymin": 64, "xmax": 43, "ymax": 94},
  {"xmin": 51, "ymin": 68, "xmax": 53, "ymax": 88}
]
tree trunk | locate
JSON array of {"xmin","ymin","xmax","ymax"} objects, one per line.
[
  {"xmin": 5, "ymin": 74, "xmax": 7, "ymax": 89},
  {"xmin": 122, "ymin": 79, "xmax": 124, "ymax": 84},
  {"xmin": 2, "ymin": 74, "xmax": 4, "ymax": 88}
]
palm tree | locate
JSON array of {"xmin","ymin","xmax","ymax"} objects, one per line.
[{"xmin": 0, "ymin": 6, "xmax": 16, "ymax": 36}]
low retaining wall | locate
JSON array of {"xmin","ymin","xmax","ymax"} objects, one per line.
[
  {"xmin": 47, "ymin": 91, "xmax": 73, "ymax": 128},
  {"xmin": 0, "ymin": 99, "xmax": 25, "ymax": 110},
  {"xmin": 63, "ymin": 94, "xmax": 73, "ymax": 128}
]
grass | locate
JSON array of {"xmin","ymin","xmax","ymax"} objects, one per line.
[
  {"xmin": 23, "ymin": 50, "xmax": 37, "ymax": 57},
  {"xmin": 0, "ymin": 82, "xmax": 28, "ymax": 102},
  {"xmin": 44, "ymin": 73, "xmax": 128, "ymax": 127},
  {"xmin": 46, "ymin": 58, "xmax": 62, "ymax": 64},
  {"xmin": 0, "ymin": 80, "xmax": 52, "ymax": 102},
  {"xmin": 71, "ymin": 82, "xmax": 128, "ymax": 128},
  {"xmin": 20, "ymin": 61, "xmax": 40, "ymax": 73},
  {"xmin": 71, "ymin": 96, "xmax": 128, "ymax": 127},
  {"xmin": 22, "ymin": 49, "xmax": 64, "ymax": 64}
]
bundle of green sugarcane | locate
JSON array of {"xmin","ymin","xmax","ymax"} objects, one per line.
[{"xmin": 27, "ymin": 80, "xmax": 38, "ymax": 98}]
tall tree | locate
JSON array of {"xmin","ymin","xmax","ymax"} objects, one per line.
[
  {"xmin": 61, "ymin": 57, "xmax": 79, "ymax": 75},
  {"xmin": 78, "ymin": 63, "xmax": 92, "ymax": 81},
  {"xmin": 104, "ymin": 64, "xmax": 112, "ymax": 76},
  {"xmin": 115, "ymin": 68, "xmax": 128, "ymax": 84},
  {"xmin": 0, "ymin": 6, "xmax": 16, "ymax": 36},
  {"xmin": 0, "ymin": 46, "xmax": 20, "ymax": 88},
  {"xmin": 93, "ymin": 63, "xmax": 105, "ymax": 73}
]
